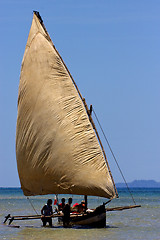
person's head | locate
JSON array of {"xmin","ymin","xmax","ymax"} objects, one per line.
[
  {"xmin": 47, "ymin": 199, "xmax": 53, "ymax": 205},
  {"xmin": 81, "ymin": 200, "xmax": 85, "ymax": 207},
  {"xmin": 61, "ymin": 198, "xmax": 65, "ymax": 203},
  {"xmin": 68, "ymin": 197, "xmax": 72, "ymax": 205}
]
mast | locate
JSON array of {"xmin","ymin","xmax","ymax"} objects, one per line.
[{"xmin": 84, "ymin": 195, "xmax": 87, "ymax": 212}]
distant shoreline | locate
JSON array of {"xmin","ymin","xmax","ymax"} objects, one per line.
[{"xmin": 116, "ymin": 180, "xmax": 160, "ymax": 188}]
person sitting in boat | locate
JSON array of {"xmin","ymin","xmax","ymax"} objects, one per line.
[
  {"xmin": 72, "ymin": 200, "xmax": 86, "ymax": 213},
  {"xmin": 72, "ymin": 202, "xmax": 79, "ymax": 213},
  {"xmin": 79, "ymin": 200, "xmax": 86, "ymax": 212},
  {"xmin": 58, "ymin": 198, "xmax": 66, "ymax": 212},
  {"xmin": 62, "ymin": 197, "xmax": 72, "ymax": 227},
  {"xmin": 41, "ymin": 199, "xmax": 53, "ymax": 227}
]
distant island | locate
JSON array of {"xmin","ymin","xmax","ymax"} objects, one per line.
[{"xmin": 116, "ymin": 180, "xmax": 160, "ymax": 188}]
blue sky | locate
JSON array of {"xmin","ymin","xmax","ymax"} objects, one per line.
[{"xmin": 0, "ymin": 0, "xmax": 160, "ymax": 187}]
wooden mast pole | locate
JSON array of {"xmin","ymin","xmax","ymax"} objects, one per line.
[{"xmin": 84, "ymin": 195, "xmax": 88, "ymax": 212}]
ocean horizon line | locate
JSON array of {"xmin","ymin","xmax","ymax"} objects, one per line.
[{"xmin": 1, "ymin": 179, "xmax": 160, "ymax": 189}]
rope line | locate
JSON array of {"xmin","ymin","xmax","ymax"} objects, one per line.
[
  {"xmin": 27, "ymin": 197, "xmax": 39, "ymax": 215},
  {"xmin": 92, "ymin": 107, "xmax": 136, "ymax": 205}
]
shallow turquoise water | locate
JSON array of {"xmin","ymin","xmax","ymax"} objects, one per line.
[{"xmin": 0, "ymin": 188, "xmax": 160, "ymax": 239}]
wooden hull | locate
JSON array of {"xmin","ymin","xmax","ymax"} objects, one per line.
[{"xmin": 60, "ymin": 204, "xmax": 106, "ymax": 228}]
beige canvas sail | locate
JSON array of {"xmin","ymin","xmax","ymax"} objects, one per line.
[{"xmin": 16, "ymin": 12, "xmax": 116, "ymax": 198}]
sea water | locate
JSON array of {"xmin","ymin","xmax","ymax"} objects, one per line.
[{"xmin": 0, "ymin": 188, "xmax": 160, "ymax": 240}]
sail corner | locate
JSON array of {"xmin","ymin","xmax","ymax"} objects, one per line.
[{"xmin": 33, "ymin": 11, "xmax": 43, "ymax": 23}]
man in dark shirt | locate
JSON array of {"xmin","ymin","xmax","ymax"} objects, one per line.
[
  {"xmin": 62, "ymin": 197, "xmax": 72, "ymax": 227},
  {"xmin": 58, "ymin": 198, "xmax": 66, "ymax": 211},
  {"xmin": 41, "ymin": 199, "xmax": 53, "ymax": 227}
]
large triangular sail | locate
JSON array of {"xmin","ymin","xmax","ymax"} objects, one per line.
[{"xmin": 16, "ymin": 12, "xmax": 117, "ymax": 198}]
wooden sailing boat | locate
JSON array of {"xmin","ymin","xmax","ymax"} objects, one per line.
[{"xmin": 5, "ymin": 11, "xmax": 140, "ymax": 228}]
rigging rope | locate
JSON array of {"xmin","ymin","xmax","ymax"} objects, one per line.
[
  {"xmin": 92, "ymin": 107, "xmax": 136, "ymax": 205},
  {"xmin": 27, "ymin": 197, "xmax": 39, "ymax": 215}
]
